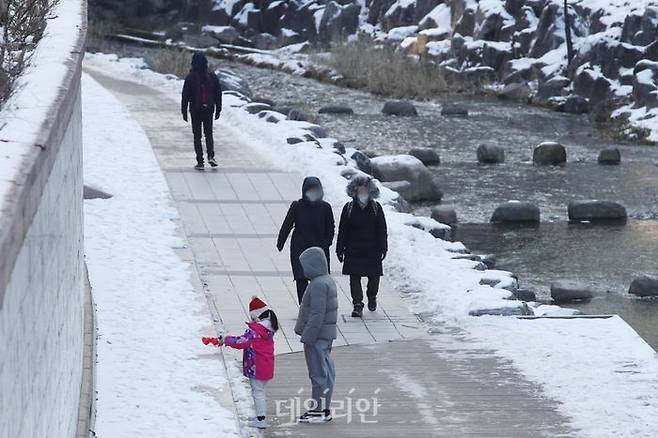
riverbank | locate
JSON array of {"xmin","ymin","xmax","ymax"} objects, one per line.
[{"xmin": 84, "ymin": 50, "xmax": 658, "ymax": 436}]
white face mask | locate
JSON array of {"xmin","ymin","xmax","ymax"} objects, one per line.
[
  {"xmin": 357, "ymin": 193, "xmax": 369, "ymax": 205},
  {"xmin": 306, "ymin": 190, "xmax": 322, "ymax": 202}
]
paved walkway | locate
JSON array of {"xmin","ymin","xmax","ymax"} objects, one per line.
[{"xmin": 86, "ymin": 66, "xmax": 575, "ymax": 437}]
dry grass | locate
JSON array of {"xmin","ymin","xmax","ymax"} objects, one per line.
[
  {"xmin": 147, "ymin": 47, "xmax": 191, "ymax": 78},
  {"xmin": 319, "ymin": 39, "xmax": 447, "ymax": 99}
]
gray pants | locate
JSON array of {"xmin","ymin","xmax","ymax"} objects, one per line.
[
  {"xmin": 303, "ymin": 339, "xmax": 335, "ymax": 411},
  {"xmin": 250, "ymin": 378, "xmax": 268, "ymax": 417}
]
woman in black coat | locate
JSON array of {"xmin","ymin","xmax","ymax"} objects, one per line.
[
  {"xmin": 277, "ymin": 177, "xmax": 335, "ymax": 303},
  {"xmin": 336, "ymin": 175, "xmax": 388, "ymax": 318}
]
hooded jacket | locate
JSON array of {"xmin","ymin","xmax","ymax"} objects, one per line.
[
  {"xmin": 223, "ymin": 320, "xmax": 275, "ymax": 380},
  {"xmin": 181, "ymin": 53, "xmax": 222, "ymax": 115},
  {"xmin": 294, "ymin": 247, "xmax": 338, "ymax": 344},
  {"xmin": 337, "ymin": 175, "xmax": 388, "ymax": 276},
  {"xmin": 277, "ymin": 177, "xmax": 335, "ymax": 280}
]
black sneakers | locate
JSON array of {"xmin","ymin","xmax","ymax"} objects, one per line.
[
  {"xmin": 368, "ymin": 298, "xmax": 377, "ymax": 312},
  {"xmin": 351, "ymin": 303, "xmax": 364, "ymax": 318},
  {"xmin": 299, "ymin": 410, "xmax": 332, "ymax": 424},
  {"xmin": 194, "ymin": 162, "xmax": 204, "ymax": 171}
]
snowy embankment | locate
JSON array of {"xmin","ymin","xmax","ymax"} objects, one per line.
[
  {"xmin": 84, "ymin": 52, "xmax": 658, "ymax": 437},
  {"xmin": 82, "ymin": 73, "xmax": 239, "ymax": 437}
]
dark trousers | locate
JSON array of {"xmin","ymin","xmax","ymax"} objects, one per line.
[
  {"xmin": 349, "ymin": 275, "xmax": 380, "ymax": 306},
  {"xmin": 295, "ymin": 279, "xmax": 309, "ymax": 304},
  {"xmin": 191, "ymin": 107, "xmax": 214, "ymax": 164}
]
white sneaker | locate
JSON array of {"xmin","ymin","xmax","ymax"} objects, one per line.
[
  {"xmin": 248, "ymin": 418, "xmax": 268, "ymax": 429},
  {"xmin": 299, "ymin": 410, "xmax": 332, "ymax": 424}
]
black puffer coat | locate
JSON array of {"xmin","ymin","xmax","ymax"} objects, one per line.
[
  {"xmin": 337, "ymin": 176, "xmax": 388, "ymax": 277},
  {"xmin": 277, "ymin": 177, "xmax": 335, "ymax": 280}
]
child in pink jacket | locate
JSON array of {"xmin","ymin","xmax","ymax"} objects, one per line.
[{"xmin": 215, "ymin": 297, "xmax": 277, "ymax": 430}]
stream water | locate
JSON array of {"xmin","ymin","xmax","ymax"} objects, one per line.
[{"xmin": 220, "ymin": 60, "xmax": 658, "ymax": 350}]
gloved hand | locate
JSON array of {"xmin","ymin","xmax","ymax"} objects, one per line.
[
  {"xmin": 381, "ymin": 251, "xmax": 387, "ymax": 261},
  {"xmin": 215, "ymin": 111, "xmax": 221, "ymax": 120},
  {"xmin": 276, "ymin": 242, "xmax": 284, "ymax": 252},
  {"xmin": 337, "ymin": 251, "xmax": 344, "ymax": 263},
  {"xmin": 182, "ymin": 112, "xmax": 188, "ymax": 122},
  {"xmin": 201, "ymin": 336, "xmax": 223, "ymax": 347}
]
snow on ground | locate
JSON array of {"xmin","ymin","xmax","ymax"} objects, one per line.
[
  {"xmin": 84, "ymin": 52, "xmax": 658, "ymax": 437},
  {"xmin": 82, "ymin": 73, "xmax": 239, "ymax": 437}
]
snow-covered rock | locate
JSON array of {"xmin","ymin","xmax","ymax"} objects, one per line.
[{"xmin": 370, "ymin": 154, "xmax": 443, "ymax": 201}]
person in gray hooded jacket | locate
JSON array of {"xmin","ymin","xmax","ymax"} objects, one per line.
[{"xmin": 294, "ymin": 247, "xmax": 338, "ymax": 423}]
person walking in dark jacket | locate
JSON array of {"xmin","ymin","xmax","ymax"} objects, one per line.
[
  {"xmin": 277, "ymin": 177, "xmax": 335, "ymax": 304},
  {"xmin": 181, "ymin": 52, "xmax": 222, "ymax": 170},
  {"xmin": 336, "ymin": 175, "xmax": 387, "ymax": 318}
]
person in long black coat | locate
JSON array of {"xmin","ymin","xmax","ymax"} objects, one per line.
[
  {"xmin": 336, "ymin": 175, "xmax": 388, "ymax": 318},
  {"xmin": 277, "ymin": 177, "xmax": 335, "ymax": 303}
]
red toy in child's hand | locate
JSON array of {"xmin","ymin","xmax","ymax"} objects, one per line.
[{"xmin": 201, "ymin": 337, "xmax": 222, "ymax": 346}]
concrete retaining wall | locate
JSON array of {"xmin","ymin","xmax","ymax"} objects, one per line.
[{"xmin": 0, "ymin": 1, "xmax": 88, "ymax": 437}]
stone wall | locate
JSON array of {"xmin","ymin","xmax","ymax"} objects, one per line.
[{"xmin": 0, "ymin": 1, "xmax": 88, "ymax": 437}]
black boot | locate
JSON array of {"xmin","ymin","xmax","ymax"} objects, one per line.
[
  {"xmin": 351, "ymin": 303, "xmax": 364, "ymax": 318},
  {"xmin": 368, "ymin": 297, "xmax": 377, "ymax": 312}
]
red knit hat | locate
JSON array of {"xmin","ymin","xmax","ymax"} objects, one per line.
[{"xmin": 249, "ymin": 296, "xmax": 270, "ymax": 320}]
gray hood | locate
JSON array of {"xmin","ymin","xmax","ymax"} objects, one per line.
[{"xmin": 299, "ymin": 247, "xmax": 328, "ymax": 279}]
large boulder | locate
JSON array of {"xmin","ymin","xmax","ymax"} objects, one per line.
[
  {"xmin": 573, "ymin": 68, "xmax": 614, "ymax": 109},
  {"xmin": 318, "ymin": 1, "xmax": 361, "ymax": 43},
  {"xmin": 533, "ymin": 142, "xmax": 566, "ymax": 165},
  {"xmin": 382, "ymin": 0, "xmax": 438, "ymax": 30},
  {"xmin": 598, "ymin": 148, "xmax": 621, "ymax": 165},
  {"xmin": 476, "ymin": 144, "xmax": 505, "ymax": 164},
  {"xmin": 551, "ymin": 281, "xmax": 594, "ymax": 303},
  {"xmin": 621, "ymin": 8, "xmax": 658, "ymax": 46},
  {"xmin": 382, "ymin": 100, "xmax": 418, "ymax": 116},
  {"xmin": 491, "ymin": 201, "xmax": 540, "ymax": 223},
  {"xmin": 370, "ymin": 155, "xmax": 443, "ymax": 201},
  {"xmin": 529, "ymin": 3, "xmax": 564, "ymax": 58},
  {"xmin": 408, "ymin": 147, "xmax": 440, "ymax": 166},
  {"xmin": 628, "ymin": 275, "xmax": 658, "ymax": 297},
  {"xmin": 567, "ymin": 201, "xmax": 627, "ymax": 222},
  {"xmin": 632, "ymin": 61, "xmax": 658, "ymax": 109},
  {"xmin": 430, "ymin": 205, "xmax": 457, "ymax": 225}
]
